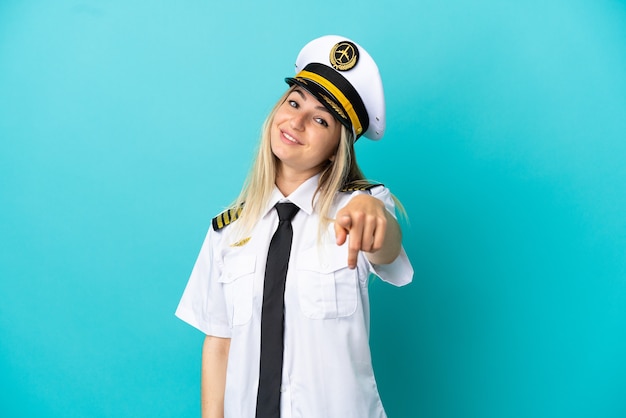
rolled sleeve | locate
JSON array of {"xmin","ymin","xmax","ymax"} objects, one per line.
[
  {"xmin": 370, "ymin": 246, "xmax": 413, "ymax": 286},
  {"xmin": 175, "ymin": 226, "xmax": 232, "ymax": 338}
]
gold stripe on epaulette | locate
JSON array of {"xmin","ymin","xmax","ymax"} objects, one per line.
[
  {"xmin": 340, "ymin": 183, "xmax": 382, "ymax": 193},
  {"xmin": 212, "ymin": 206, "xmax": 243, "ymax": 230}
]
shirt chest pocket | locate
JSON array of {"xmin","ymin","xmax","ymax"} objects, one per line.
[
  {"xmin": 296, "ymin": 245, "xmax": 358, "ymax": 319},
  {"xmin": 218, "ymin": 254, "xmax": 256, "ymax": 326}
]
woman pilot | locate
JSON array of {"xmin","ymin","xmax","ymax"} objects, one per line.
[{"xmin": 176, "ymin": 35, "xmax": 413, "ymax": 418}]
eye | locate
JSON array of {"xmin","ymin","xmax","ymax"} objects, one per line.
[
  {"xmin": 314, "ymin": 117, "xmax": 329, "ymax": 127},
  {"xmin": 288, "ymin": 100, "xmax": 299, "ymax": 108}
]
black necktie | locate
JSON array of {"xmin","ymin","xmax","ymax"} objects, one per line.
[{"xmin": 256, "ymin": 202, "xmax": 299, "ymax": 418}]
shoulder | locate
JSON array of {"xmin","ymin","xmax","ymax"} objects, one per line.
[
  {"xmin": 336, "ymin": 182, "xmax": 389, "ymax": 211},
  {"xmin": 339, "ymin": 181, "xmax": 384, "ymax": 194},
  {"xmin": 211, "ymin": 206, "xmax": 243, "ymax": 231},
  {"xmin": 337, "ymin": 182, "xmax": 398, "ymax": 214}
]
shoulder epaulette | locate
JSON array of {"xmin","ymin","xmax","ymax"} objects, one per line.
[
  {"xmin": 212, "ymin": 206, "xmax": 243, "ymax": 231},
  {"xmin": 340, "ymin": 183, "xmax": 383, "ymax": 193}
]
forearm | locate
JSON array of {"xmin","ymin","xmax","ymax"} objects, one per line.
[{"xmin": 201, "ymin": 335, "xmax": 231, "ymax": 418}]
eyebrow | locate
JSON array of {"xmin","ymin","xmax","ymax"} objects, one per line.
[{"xmin": 292, "ymin": 88, "xmax": 333, "ymax": 114}]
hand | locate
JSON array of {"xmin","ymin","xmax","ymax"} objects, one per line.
[{"xmin": 334, "ymin": 195, "xmax": 389, "ymax": 269}]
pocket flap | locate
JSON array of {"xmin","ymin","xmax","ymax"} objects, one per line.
[
  {"xmin": 297, "ymin": 244, "xmax": 348, "ymax": 274},
  {"xmin": 218, "ymin": 255, "xmax": 256, "ymax": 283}
]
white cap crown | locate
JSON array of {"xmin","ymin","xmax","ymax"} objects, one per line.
[{"xmin": 286, "ymin": 35, "xmax": 386, "ymax": 140}]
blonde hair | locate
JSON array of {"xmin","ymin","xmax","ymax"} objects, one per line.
[{"xmin": 229, "ymin": 87, "xmax": 373, "ymax": 239}]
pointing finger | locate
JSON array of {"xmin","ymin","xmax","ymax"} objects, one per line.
[{"xmin": 346, "ymin": 214, "xmax": 364, "ymax": 269}]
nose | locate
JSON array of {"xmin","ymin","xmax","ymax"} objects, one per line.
[{"xmin": 290, "ymin": 113, "xmax": 305, "ymax": 131}]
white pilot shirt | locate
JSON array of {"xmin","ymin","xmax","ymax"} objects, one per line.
[{"xmin": 176, "ymin": 174, "xmax": 413, "ymax": 418}]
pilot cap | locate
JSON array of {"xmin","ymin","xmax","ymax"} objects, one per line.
[{"xmin": 285, "ymin": 35, "xmax": 386, "ymax": 140}]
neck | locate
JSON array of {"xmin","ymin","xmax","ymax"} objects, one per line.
[{"xmin": 275, "ymin": 167, "xmax": 319, "ymax": 196}]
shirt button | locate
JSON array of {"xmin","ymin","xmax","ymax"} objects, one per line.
[{"xmin": 280, "ymin": 386, "xmax": 287, "ymax": 393}]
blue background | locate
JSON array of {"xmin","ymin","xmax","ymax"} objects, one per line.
[{"xmin": 1, "ymin": 1, "xmax": 626, "ymax": 417}]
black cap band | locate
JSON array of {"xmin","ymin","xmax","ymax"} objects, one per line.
[{"xmin": 285, "ymin": 62, "xmax": 369, "ymax": 138}]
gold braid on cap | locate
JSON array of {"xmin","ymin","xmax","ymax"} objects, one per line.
[
  {"xmin": 295, "ymin": 70, "xmax": 363, "ymax": 135},
  {"xmin": 320, "ymin": 94, "xmax": 347, "ymax": 119}
]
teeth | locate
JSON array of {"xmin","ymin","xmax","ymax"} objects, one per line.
[{"xmin": 284, "ymin": 132, "xmax": 297, "ymax": 142}]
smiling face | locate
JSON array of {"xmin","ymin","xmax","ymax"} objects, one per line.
[{"xmin": 270, "ymin": 87, "xmax": 342, "ymax": 181}]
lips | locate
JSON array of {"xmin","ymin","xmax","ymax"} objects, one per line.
[{"xmin": 281, "ymin": 130, "xmax": 301, "ymax": 145}]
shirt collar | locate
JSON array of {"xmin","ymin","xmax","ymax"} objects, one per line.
[{"xmin": 264, "ymin": 174, "xmax": 320, "ymax": 217}]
